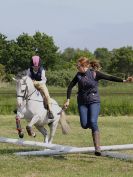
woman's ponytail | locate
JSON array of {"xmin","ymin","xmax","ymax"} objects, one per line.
[{"xmin": 90, "ymin": 60, "xmax": 101, "ymax": 71}]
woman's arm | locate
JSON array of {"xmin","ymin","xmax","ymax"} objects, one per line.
[
  {"xmin": 67, "ymin": 75, "xmax": 78, "ymax": 99},
  {"xmin": 95, "ymin": 71, "xmax": 124, "ymax": 82},
  {"xmin": 64, "ymin": 75, "xmax": 78, "ymax": 109}
]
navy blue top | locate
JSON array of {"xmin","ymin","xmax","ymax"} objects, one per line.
[{"xmin": 67, "ymin": 69, "xmax": 123, "ymax": 105}]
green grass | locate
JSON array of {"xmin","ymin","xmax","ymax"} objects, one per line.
[
  {"xmin": 0, "ymin": 115, "xmax": 133, "ymax": 177},
  {"xmin": 0, "ymin": 83, "xmax": 133, "ymax": 115}
]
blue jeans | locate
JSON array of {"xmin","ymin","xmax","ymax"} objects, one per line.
[{"xmin": 78, "ymin": 103, "xmax": 100, "ymax": 133}]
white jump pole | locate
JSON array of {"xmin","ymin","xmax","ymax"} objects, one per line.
[
  {"xmin": 0, "ymin": 137, "xmax": 77, "ymax": 150},
  {"xmin": 0, "ymin": 137, "xmax": 133, "ymax": 156},
  {"xmin": 15, "ymin": 146, "xmax": 133, "ymax": 157}
]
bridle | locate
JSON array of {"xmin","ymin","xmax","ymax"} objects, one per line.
[
  {"xmin": 16, "ymin": 77, "xmax": 37, "ymax": 115},
  {"xmin": 17, "ymin": 84, "xmax": 27, "ymax": 100}
]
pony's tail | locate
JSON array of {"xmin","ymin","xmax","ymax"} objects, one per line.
[{"xmin": 59, "ymin": 111, "xmax": 70, "ymax": 134}]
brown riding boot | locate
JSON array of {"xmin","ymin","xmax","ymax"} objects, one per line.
[
  {"xmin": 92, "ymin": 131, "xmax": 101, "ymax": 156},
  {"xmin": 42, "ymin": 98, "xmax": 54, "ymax": 119},
  {"xmin": 46, "ymin": 98, "xmax": 54, "ymax": 119},
  {"xmin": 47, "ymin": 110, "xmax": 54, "ymax": 119}
]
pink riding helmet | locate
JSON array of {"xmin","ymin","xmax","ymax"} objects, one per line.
[{"xmin": 31, "ymin": 56, "xmax": 41, "ymax": 67}]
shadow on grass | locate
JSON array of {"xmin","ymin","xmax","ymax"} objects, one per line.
[{"xmin": 0, "ymin": 147, "xmax": 99, "ymax": 163}]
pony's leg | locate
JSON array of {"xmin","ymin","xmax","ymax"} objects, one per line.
[
  {"xmin": 26, "ymin": 115, "xmax": 40, "ymax": 137},
  {"xmin": 15, "ymin": 115, "xmax": 24, "ymax": 138},
  {"xmin": 35, "ymin": 125, "xmax": 49, "ymax": 143},
  {"xmin": 48, "ymin": 118, "xmax": 59, "ymax": 144},
  {"xmin": 15, "ymin": 105, "xmax": 27, "ymax": 138}
]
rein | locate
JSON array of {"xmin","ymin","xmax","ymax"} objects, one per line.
[
  {"xmin": 17, "ymin": 87, "xmax": 38, "ymax": 101},
  {"xmin": 17, "ymin": 85, "xmax": 27, "ymax": 99}
]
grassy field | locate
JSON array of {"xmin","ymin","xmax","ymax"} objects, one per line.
[
  {"xmin": 0, "ymin": 115, "xmax": 133, "ymax": 177},
  {"xmin": 0, "ymin": 83, "xmax": 133, "ymax": 115}
]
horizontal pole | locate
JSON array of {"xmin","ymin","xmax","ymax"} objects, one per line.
[
  {"xmin": 0, "ymin": 137, "xmax": 77, "ymax": 150},
  {"xmin": 0, "ymin": 137, "xmax": 133, "ymax": 155},
  {"xmin": 15, "ymin": 149, "xmax": 133, "ymax": 158}
]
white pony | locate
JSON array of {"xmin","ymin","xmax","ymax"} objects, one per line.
[{"xmin": 13, "ymin": 75, "xmax": 70, "ymax": 144}]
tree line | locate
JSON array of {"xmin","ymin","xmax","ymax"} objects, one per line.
[{"xmin": 0, "ymin": 32, "xmax": 133, "ymax": 87}]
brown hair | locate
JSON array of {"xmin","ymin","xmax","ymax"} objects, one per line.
[
  {"xmin": 77, "ymin": 57, "xmax": 90, "ymax": 68},
  {"xmin": 90, "ymin": 60, "xmax": 101, "ymax": 71}
]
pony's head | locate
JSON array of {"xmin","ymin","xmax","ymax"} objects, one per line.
[
  {"xmin": 13, "ymin": 75, "xmax": 36, "ymax": 107},
  {"xmin": 13, "ymin": 76, "xmax": 28, "ymax": 107}
]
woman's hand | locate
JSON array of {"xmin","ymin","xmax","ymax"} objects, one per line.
[
  {"xmin": 63, "ymin": 99, "xmax": 70, "ymax": 110},
  {"xmin": 127, "ymin": 76, "xmax": 133, "ymax": 82}
]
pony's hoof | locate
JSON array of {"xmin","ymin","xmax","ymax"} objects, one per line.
[
  {"xmin": 26, "ymin": 126, "xmax": 36, "ymax": 137},
  {"xmin": 44, "ymin": 138, "xmax": 49, "ymax": 144},
  {"xmin": 32, "ymin": 132, "xmax": 36, "ymax": 138},
  {"xmin": 18, "ymin": 131, "xmax": 24, "ymax": 138},
  {"xmin": 26, "ymin": 126, "xmax": 32, "ymax": 136},
  {"xmin": 47, "ymin": 111, "xmax": 54, "ymax": 119}
]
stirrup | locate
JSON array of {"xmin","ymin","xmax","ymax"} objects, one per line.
[{"xmin": 47, "ymin": 111, "xmax": 54, "ymax": 119}]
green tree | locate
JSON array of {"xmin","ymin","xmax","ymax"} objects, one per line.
[
  {"xmin": 109, "ymin": 46, "xmax": 133, "ymax": 77},
  {"xmin": 33, "ymin": 32, "xmax": 59, "ymax": 69},
  {"xmin": 94, "ymin": 48, "xmax": 112, "ymax": 72},
  {"xmin": 74, "ymin": 48, "xmax": 94, "ymax": 62},
  {"xmin": 2, "ymin": 33, "xmax": 35, "ymax": 73},
  {"xmin": 61, "ymin": 48, "xmax": 76, "ymax": 62},
  {"xmin": 2, "ymin": 40, "xmax": 18, "ymax": 73},
  {"xmin": 0, "ymin": 33, "xmax": 8, "ymax": 65},
  {"xmin": 59, "ymin": 48, "xmax": 94, "ymax": 71},
  {"xmin": 1, "ymin": 32, "xmax": 60, "ymax": 73},
  {"xmin": 16, "ymin": 33, "xmax": 35, "ymax": 70},
  {"xmin": 0, "ymin": 64, "xmax": 5, "ymax": 80},
  {"xmin": 46, "ymin": 69, "xmax": 76, "ymax": 87}
]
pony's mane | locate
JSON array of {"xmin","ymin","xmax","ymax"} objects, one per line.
[
  {"xmin": 26, "ymin": 75, "xmax": 32, "ymax": 81},
  {"xmin": 25, "ymin": 76, "xmax": 34, "ymax": 86},
  {"xmin": 21, "ymin": 75, "xmax": 35, "ymax": 89},
  {"xmin": 16, "ymin": 70, "xmax": 27, "ymax": 79}
]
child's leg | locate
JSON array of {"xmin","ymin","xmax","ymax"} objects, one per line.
[
  {"xmin": 33, "ymin": 81, "xmax": 54, "ymax": 118},
  {"xmin": 39, "ymin": 84, "xmax": 52, "ymax": 112}
]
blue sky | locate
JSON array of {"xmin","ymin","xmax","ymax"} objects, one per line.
[{"xmin": 0, "ymin": 0, "xmax": 133, "ymax": 52}]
